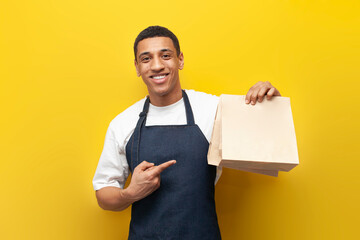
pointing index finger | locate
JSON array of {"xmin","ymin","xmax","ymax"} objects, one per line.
[{"xmin": 150, "ymin": 160, "xmax": 177, "ymax": 175}]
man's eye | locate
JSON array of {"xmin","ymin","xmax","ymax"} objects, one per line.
[
  {"xmin": 162, "ymin": 55, "xmax": 171, "ymax": 59},
  {"xmin": 142, "ymin": 57, "xmax": 150, "ymax": 62}
]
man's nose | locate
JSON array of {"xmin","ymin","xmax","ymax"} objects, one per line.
[{"xmin": 150, "ymin": 56, "xmax": 165, "ymax": 71}]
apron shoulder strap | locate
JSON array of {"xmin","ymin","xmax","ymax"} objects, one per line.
[
  {"xmin": 130, "ymin": 97, "xmax": 149, "ymax": 168},
  {"xmin": 131, "ymin": 90, "xmax": 195, "ymax": 168},
  {"xmin": 182, "ymin": 90, "xmax": 195, "ymax": 126}
]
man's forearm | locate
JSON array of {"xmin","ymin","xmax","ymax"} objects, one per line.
[{"xmin": 95, "ymin": 186, "xmax": 136, "ymax": 212}]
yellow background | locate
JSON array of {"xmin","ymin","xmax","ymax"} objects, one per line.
[{"xmin": 1, "ymin": 0, "xmax": 359, "ymax": 239}]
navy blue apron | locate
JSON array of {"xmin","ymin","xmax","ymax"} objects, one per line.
[{"xmin": 126, "ymin": 90, "xmax": 221, "ymax": 240}]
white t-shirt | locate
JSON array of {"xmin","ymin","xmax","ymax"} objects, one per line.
[{"xmin": 92, "ymin": 89, "xmax": 222, "ymax": 191}]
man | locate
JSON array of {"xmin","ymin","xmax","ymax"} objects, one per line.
[{"xmin": 93, "ymin": 26, "xmax": 281, "ymax": 239}]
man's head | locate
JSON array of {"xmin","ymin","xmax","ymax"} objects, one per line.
[
  {"xmin": 133, "ymin": 26, "xmax": 184, "ymax": 106},
  {"xmin": 134, "ymin": 26, "xmax": 181, "ymax": 61}
]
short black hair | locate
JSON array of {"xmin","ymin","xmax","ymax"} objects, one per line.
[{"xmin": 134, "ymin": 25, "xmax": 180, "ymax": 61}]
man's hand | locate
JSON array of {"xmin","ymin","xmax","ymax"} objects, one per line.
[
  {"xmin": 245, "ymin": 81, "xmax": 281, "ymax": 105},
  {"xmin": 125, "ymin": 160, "xmax": 176, "ymax": 202},
  {"xmin": 95, "ymin": 160, "xmax": 176, "ymax": 212}
]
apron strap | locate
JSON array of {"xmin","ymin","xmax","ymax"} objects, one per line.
[
  {"xmin": 130, "ymin": 90, "xmax": 195, "ymax": 169},
  {"xmin": 182, "ymin": 90, "xmax": 195, "ymax": 126},
  {"xmin": 130, "ymin": 97, "xmax": 149, "ymax": 169}
]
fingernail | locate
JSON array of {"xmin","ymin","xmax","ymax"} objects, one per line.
[
  {"xmin": 245, "ymin": 99, "xmax": 249, "ymax": 104},
  {"xmin": 251, "ymin": 101, "xmax": 255, "ymax": 105}
]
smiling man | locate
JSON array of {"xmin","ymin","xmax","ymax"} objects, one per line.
[{"xmin": 93, "ymin": 26, "xmax": 281, "ymax": 240}]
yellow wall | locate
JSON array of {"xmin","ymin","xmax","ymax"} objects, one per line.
[{"xmin": 1, "ymin": 0, "xmax": 359, "ymax": 239}]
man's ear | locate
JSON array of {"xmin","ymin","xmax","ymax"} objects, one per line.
[
  {"xmin": 178, "ymin": 52, "xmax": 184, "ymax": 70},
  {"xmin": 134, "ymin": 59, "xmax": 140, "ymax": 77}
]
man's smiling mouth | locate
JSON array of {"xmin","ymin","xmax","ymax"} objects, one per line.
[{"xmin": 150, "ymin": 73, "xmax": 169, "ymax": 79}]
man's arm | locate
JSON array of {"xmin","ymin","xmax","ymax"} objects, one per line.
[
  {"xmin": 95, "ymin": 160, "xmax": 176, "ymax": 211},
  {"xmin": 96, "ymin": 186, "xmax": 135, "ymax": 211}
]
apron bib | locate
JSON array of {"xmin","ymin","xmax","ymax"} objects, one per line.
[{"xmin": 126, "ymin": 90, "xmax": 221, "ymax": 240}]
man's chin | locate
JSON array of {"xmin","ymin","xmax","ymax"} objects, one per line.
[
  {"xmin": 148, "ymin": 84, "xmax": 181, "ymax": 99},
  {"xmin": 149, "ymin": 87, "xmax": 170, "ymax": 97},
  {"xmin": 153, "ymin": 90, "xmax": 169, "ymax": 97}
]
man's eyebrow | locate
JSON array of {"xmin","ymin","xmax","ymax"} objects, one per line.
[
  {"xmin": 160, "ymin": 48, "xmax": 173, "ymax": 53},
  {"xmin": 138, "ymin": 49, "xmax": 174, "ymax": 59},
  {"xmin": 138, "ymin": 51, "xmax": 150, "ymax": 59}
]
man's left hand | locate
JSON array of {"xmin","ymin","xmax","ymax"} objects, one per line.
[{"xmin": 245, "ymin": 81, "xmax": 281, "ymax": 105}]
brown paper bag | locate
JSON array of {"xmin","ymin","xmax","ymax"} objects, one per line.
[{"xmin": 208, "ymin": 94, "xmax": 299, "ymax": 176}]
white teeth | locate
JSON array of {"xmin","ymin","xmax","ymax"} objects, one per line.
[{"xmin": 153, "ymin": 75, "xmax": 166, "ymax": 80}]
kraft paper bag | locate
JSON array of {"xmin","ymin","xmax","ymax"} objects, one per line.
[{"xmin": 208, "ymin": 94, "xmax": 299, "ymax": 176}]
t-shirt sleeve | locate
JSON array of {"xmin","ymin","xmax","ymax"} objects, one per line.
[{"xmin": 92, "ymin": 123, "xmax": 130, "ymax": 191}]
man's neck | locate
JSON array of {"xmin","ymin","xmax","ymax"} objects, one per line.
[{"xmin": 148, "ymin": 88, "xmax": 183, "ymax": 107}]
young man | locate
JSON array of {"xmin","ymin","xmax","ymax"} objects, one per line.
[{"xmin": 93, "ymin": 26, "xmax": 281, "ymax": 239}]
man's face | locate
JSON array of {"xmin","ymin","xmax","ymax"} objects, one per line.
[{"xmin": 135, "ymin": 37, "xmax": 184, "ymax": 99}]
